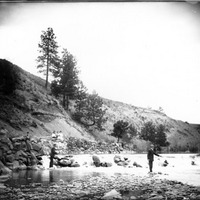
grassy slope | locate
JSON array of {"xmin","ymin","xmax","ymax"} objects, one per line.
[
  {"xmin": 0, "ymin": 59, "xmax": 200, "ymax": 149},
  {"xmin": 101, "ymin": 98, "xmax": 200, "ymax": 148}
]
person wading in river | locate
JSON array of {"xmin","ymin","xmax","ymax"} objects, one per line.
[
  {"xmin": 49, "ymin": 144, "xmax": 57, "ymax": 168},
  {"xmin": 147, "ymin": 144, "xmax": 161, "ymax": 173}
]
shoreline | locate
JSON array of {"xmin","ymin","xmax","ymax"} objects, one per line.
[
  {"xmin": 1, "ymin": 153, "xmax": 200, "ymax": 199},
  {"xmin": 1, "ymin": 172, "xmax": 200, "ymax": 200}
]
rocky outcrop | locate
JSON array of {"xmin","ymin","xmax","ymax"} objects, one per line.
[{"xmin": 0, "ymin": 128, "xmax": 44, "ymax": 174}]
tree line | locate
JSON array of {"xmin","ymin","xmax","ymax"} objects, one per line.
[
  {"xmin": 36, "ymin": 27, "xmax": 107, "ymax": 130},
  {"xmin": 36, "ymin": 27, "xmax": 168, "ymax": 148},
  {"xmin": 111, "ymin": 120, "xmax": 169, "ymax": 150}
]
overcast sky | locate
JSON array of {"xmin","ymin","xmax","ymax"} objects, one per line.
[{"xmin": 0, "ymin": 2, "xmax": 200, "ymax": 123}]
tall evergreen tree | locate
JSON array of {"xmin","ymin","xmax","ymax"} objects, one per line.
[
  {"xmin": 37, "ymin": 27, "xmax": 59, "ymax": 89},
  {"xmin": 51, "ymin": 49, "xmax": 79, "ymax": 110},
  {"xmin": 73, "ymin": 81, "xmax": 88, "ymax": 119},
  {"xmin": 59, "ymin": 49, "xmax": 79, "ymax": 110}
]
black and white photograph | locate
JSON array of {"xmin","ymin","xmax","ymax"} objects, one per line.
[{"xmin": 0, "ymin": 1, "xmax": 200, "ymax": 199}]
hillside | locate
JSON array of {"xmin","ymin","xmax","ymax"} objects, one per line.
[
  {"xmin": 0, "ymin": 59, "xmax": 94, "ymax": 141},
  {"xmin": 102, "ymin": 99, "xmax": 200, "ymax": 150},
  {"xmin": 0, "ymin": 59, "xmax": 200, "ymax": 151}
]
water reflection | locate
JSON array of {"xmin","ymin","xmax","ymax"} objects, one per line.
[{"xmin": 6, "ymin": 169, "xmax": 103, "ymax": 188}]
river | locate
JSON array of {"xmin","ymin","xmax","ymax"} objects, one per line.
[{"xmin": 5, "ymin": 153, "xmax": 200, "ymax": 187}]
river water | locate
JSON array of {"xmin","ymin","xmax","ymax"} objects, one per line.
[{"xmin": 5, "ymin": 153, "xmax": 200, "ymax": 187}]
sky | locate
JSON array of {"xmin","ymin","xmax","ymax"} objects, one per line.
[{"xmin": 0, "ymin": 2, "xmax": 200, "ymax": 123}]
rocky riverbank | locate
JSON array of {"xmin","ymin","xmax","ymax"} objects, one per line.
[
  {"xmin": 0, "ymin": 128, "xmax": 44, "ymax": 174},
  {"xmin": 1, "ymin": 173, "xmax": 200, "ymax": 200},
  {"xmin": 1, "ymin": 129, "xmax": 200, "ymax": 199},
  {"xmin": 0, "ymin": 128, "xmax": 128, "ymax": 174}
]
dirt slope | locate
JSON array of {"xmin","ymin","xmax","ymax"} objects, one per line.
[{"xmin": 0, "ymin": 59, "xmax": 94, "ymax": 141}]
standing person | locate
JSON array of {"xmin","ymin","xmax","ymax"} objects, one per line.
[
  {"xmin": 147, "ymin": 144, "xmax": 161, "ymax": 173},
  {"xmin": 49, "ymin": 144, "xmax": 57, "ymax": 168}
]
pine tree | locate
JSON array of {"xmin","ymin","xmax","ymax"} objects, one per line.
[
  {"xmin": 140, "ymin": 121, "xmax": 156, "ymax": 144},
  {"xmin": 37, "ymin": 27, "xmax": 59, "ymax": 89},
  {"xmin": 73, "ymin": 81, "xmax": 88, "ymax": 120},
  {"xmin": 74, "ymin": 91, "xmax": 107, "ymax": 130},
  {"xmin": 59, "ymin": 49, "xmax": 79, "ymax": 110}
]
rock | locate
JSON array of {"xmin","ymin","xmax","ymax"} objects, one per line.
[
  {"xmin": 149, "ymin": 195, "xmax": 165, "ymax": 200},
  {"xmin": 117, "ymin": 161, "xmax": 124, "ymax": 166},
  {"xmin": 101, "ymin": 162, "xmax": 112, "ymax": 167},
  {"xmin": 71, "ymin": 162, "xmax": 80, "ymax": 167},
  {"xmin": 0, "ymin": 161, "xmax": 11, "ymax": 175},
  {"xmin": 5, "ymin": 154, "xmax": 14, "ymax": 163},
  {"xmin": 12, "ymin": 160, "xmax": 20, "ymax": 171},
  {"xmin": 92, "ymin": 155, "xmax": 101, "ymax": 167},
  {"xmin": 191, "ymin": 161, "xmax": 196, "ymax": 165},
  {"xmin": 133, "ymin": 161, "xmax": 142, "ymax": 168},
  {"xmin": 102, "ymin": 189, "xmax": 122, "ymax": 199},
  {"xmin": 32, "ymin": 142, "xmax": 41, "ymax": 152},
  {"xmin": 59, "ymin": 159, "xmax": 72, "ymax": 167},
  {"xmin": 130, "ymin": 196, "xmax": 137, "ymax": 200},
  {"xmin": 114, "ymin": 155, "xmax": 121, "ymax": 163},
  {"xmin": 162, "ymin": 160, "xmax": 168, "ymax": 167},
  {"xmin": 0, "ymin": 127, "xmax": 8, "ymax": 136},
  {"xmin": 0, "ymin": 183, "xmax": 6, "ymax": 188}
]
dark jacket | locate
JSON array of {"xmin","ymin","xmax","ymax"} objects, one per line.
[
  {"xmin": 147, "ymin": 148, "xmax": 160, "ymax": 161},
  {"xmin": 50, "ymin": 147, "xmax": 57, "ymax": 158}
]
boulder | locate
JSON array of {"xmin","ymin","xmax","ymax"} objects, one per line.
[
  {"xmin": 114, "ymin": 155, "xmax": 121, "ymax": 163},
  {"xmin": 0, "ymin": 127, "xmax": 8, "ymax": 136},
  {"xmin": 71, "ymin": 162, "xmax": 80, "ymax": 167},
  {"xmin": 13, "ymin": 142, "xmax": 22, "ymax": 151},
  {"xmin": 32, "ymin": 142, "xmax": 41, "ymax": 152},
  {"xmin": 102, "ymin": 189, "xmax": 122, "ymax": 199},
  {"xmin": 0, "ymin": 144, "xmax": 10, "ymax": 152},
  {"xmin": 15, "ymin": 150, "xmax": 27, "ymax": 160},
  {"xmin": 133, "ymin": 161, "xmax": 142, "ymax": 168},
  {"xmin": 5, "ymin": 154, "xmax": 14, "ymax": 163},
  {"xmin": 162, "ymin": 160, "xmax": 168, "ymax": 167},
  {"xmin": 12, "ymin": 160, "xmax": 20, "ymax": 171},
  {"xmin": 59, "ymin": 159, "xmax": 72, "ymax": 167},
  {"xmin": 0, "ymin": 161, "xmax": 11, "ymax": 175},
  {"xmin": 101, "ymin": 162, "xmax": 112, "ymax": 167},
  {"xmin": 92, "ymin": 155, "xmax": 101, "ymax": 167},
  {"xmin": 0, "ymin": 174, "xmax": 10, "ymax": 183}
]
